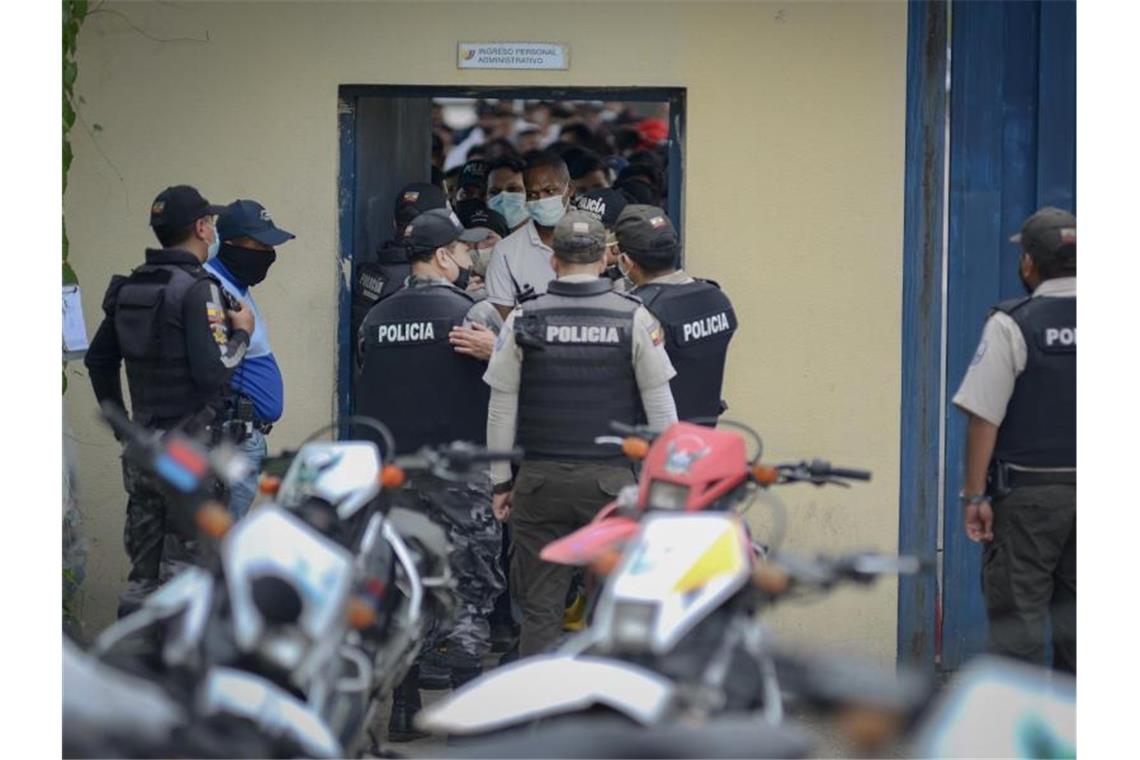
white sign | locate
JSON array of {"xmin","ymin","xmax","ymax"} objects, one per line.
[
  {"xmin": 62, "ymin": 285, "xmax": 89, "ymax": 353},
  {"xmin": 458, "ymin": 42, "xmax": 569, "ymax": 70}
]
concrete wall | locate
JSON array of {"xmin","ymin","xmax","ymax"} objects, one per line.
[{"xmin": 64, "ymin": 0, "xmax": 907, "ymax": 662}]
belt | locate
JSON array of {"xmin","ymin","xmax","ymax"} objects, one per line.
[{"xmin": 991, "ymin": 462, "xmax": 1076, "ymax": 492}]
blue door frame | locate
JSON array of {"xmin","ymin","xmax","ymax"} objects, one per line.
[{"xmin": 898, "ymin": 0, "xmax": 1075, "ymax": 669}]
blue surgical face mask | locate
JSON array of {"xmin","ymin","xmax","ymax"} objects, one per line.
[
  {"xmin": 207, "ymin": 223, "xmax": 221, "ymax": 258},
  {"xmin": 527, "ymin": 194, "xmax": 568, "ymax": 227},
  {"xmin": 488, "ymin": 191, "xmax": 529, "ymax": 229}
]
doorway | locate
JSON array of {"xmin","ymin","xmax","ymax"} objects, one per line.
[{"xmin": 335, "ymin": 85, "xmax": 687, "ymax": 419}]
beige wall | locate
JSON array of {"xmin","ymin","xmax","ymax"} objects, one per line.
[{"xmin": 65, "ymin": 0, "xmax": 907, "ymax": 661}]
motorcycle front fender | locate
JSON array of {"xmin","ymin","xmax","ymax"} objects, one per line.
[{"xmin": 415, "ymin": 654, "xmax": 674, "ymax": 735}]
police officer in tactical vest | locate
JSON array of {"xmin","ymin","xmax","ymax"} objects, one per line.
[
  {"xmin": 614, "ymin": 205, "xmax": 738, "ymax": 424},
  {"xmin": 355, "ymin": 207, "xmax": 505, "ymax": 740},
  {"xmin": 952, "ymin": 207, "xmax": 1076, "ymax": 673},
  {"xmin": 351, "ymin": 182, "xmax": 449, "ymax": 351},
  {"xmin": 484, "ymin": 210, "xmax": 679, "ymax": 657},
  {"xmin": 85, "ymin": 185, "xmax": 254, "ymax": 617}
]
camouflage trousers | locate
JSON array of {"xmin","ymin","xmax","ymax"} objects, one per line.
[
  {"xmin": 117, "ymin": 458, "xmax": 208, "ymax": 618},
  {"xmin": 398, "ymin": 473, "xmax": 505, "ymax": 669}
]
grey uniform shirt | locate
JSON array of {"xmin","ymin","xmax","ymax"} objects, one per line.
[
  {"xmin": 484, "ymin": 220, "xmax": 558, "ymax": 308},
  {"xmin": 952, "ymin": 277, "xmax": 1076, "ymax": 426}
]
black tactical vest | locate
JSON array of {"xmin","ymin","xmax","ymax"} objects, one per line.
[
  {"xmin": 634, "ymin": 279, "xmax": 737, "ymax": 424},
  {"xmin": 992, "ymin": 294, "xmax": 1076, "ymax": 468},
  {"xmin": 356, "ymin": 281, "xmax": 489, "ymax": 455},
  {"xmin": 351, "ymin": 240, "xmax": 411, "ymax": 345},
  {"xmin": 108, "ymin": 249, "xmax": 218, "ymax": 425},
  {"xmin": 516, "ymin": 279, "xmax": 641, "ymax": 460}
]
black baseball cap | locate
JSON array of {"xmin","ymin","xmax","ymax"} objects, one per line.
[
  {"xmin": 394, "ymin": 182, "xmax": 448, "ymax": 217},
  {"xmin": 614, "ymin": 204, "xmax": 680, "ymax": 265},
  {"xmin": 403, "ymin": 208, "xmax": 490, "ymax": 253},
  {"xmin": 458, "ymin": 160, "xmax": 489, "ymax": 192},
  {"xmin": 1010, "ymin": 207, "xmax": 1076, "ymax": 256},
  {"xmin": 217, "ymin": 199, "xmax": 295, "ymax": 246},
  {"xmin": 572, "ymin": 188, "xmax": 628, "ymax": 230},
  {"xmin": 149, "ymin": 185, "xmax": 224, "ymax": 231},
  {"xmin": 454, "ymin": 200, "xmax": 509, "ymax": 239}
]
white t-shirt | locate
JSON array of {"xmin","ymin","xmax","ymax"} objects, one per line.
[{"xmin": 484, "ymin": 220, "xmax": 558, "ymax": 308}]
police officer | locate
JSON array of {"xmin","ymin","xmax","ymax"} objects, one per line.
[
  {"xmin": 572, "ymin": 187, "xmax": 628, "ymax": 289},
  {"xmin": 206, "ymin": 199, "xmax": 296, "ymax": 519},
  {"xmin": 85, "ymin": 185, "xmax": 254, "ymax": 617},
  {"xmin": 351, "ymin": 182, "xmax": 449, "ymax": 346},
  {"xmin": 484, "ymin": 210, "xmax": 679, "ymax": 657},
  {"xmin": 614, "ymin": 205, "xmax": 738, "ymax": 423},
  {"xmin": 952, "ymin": 207, "xmax": 1076, "ymax": 674},
  {"xmin": 355, "ymin": 208, "xmax": 504, "ymax": 740}
]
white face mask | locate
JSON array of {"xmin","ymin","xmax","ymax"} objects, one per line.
[
  {"xmin": 207, "ymin": 222, "xmax": 221, "ymax": 258},
  {"xmin": 488, "ymin": 191, "xmax": 529, "ymax": 229},
  {"xmin": 527, "ymin": 195, "xmax": 568, "ymax": 227}
]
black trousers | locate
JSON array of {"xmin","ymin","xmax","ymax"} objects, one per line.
[
  {"xmin": 509, "ymin": 459, "xmax": 635, "ymax": 657},
  {"xmin": 982, "ymin": 484, "xmax": 1076, "ymax": 673}
]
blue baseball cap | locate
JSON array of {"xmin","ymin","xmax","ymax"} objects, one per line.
[{"xmin": 217, "ymin": 199, "xmax": 296, "ymax": 246}]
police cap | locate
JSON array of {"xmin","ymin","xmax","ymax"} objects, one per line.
[
  {"xmin": 403, "ymin": 208, "xmax": 489, "ymax": 255},
  {"xmin": 1010, "ymin": 207, "xmax": 1076, "ymax": 257},
  {"xmin": 552, "ymin": 210, "xmax": 606, "ymax": 263},
  {"xmin": 149, "ymin": 185, "xmax": 224, "ymax": 231},
  {"xmin": 614, "ymin": 204, "xmax": 680, "ymax": 269}
]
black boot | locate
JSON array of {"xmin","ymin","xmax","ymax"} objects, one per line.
[{"xmin": 387, "ymin": 666, "xmax": 428, "ymax": 743}]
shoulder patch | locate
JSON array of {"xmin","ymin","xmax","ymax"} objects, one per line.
[
  {"xmin": 970, "ymin": 339, "xmax": 987, "ymax": 366},
  {"xmin": 645, "ymin": 320, "xmax": 665, "ymax": 347}
]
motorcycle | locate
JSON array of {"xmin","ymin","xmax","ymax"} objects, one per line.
[
  {"xmin": 87, "ymin": 404, "xmax": 360, "ymax": 756},
  {"xmin": 418, "ymin": 420, "xmax": 923, "ymax": 737},
  {"xmin": 265, "ymin": 419, "xmax": 521, "ymax": 746}
]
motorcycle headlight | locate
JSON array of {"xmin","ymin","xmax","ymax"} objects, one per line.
[
  {"xmin": 610, "ymin": 600, "xmax": 658, "ymax": 649},
  {"xmin": 648, "ymin": 480, "xmax": 690, "ymax": 511}
]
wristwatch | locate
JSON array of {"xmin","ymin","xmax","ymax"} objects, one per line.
[
  {"xmin": 958, "ymin": 490, "xmax": 990, "ymax": 506},
  {"xmin": 492, "ymin": 479, "xmax": 515, "ymax": 495}
]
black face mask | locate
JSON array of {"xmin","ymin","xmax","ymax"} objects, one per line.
[
  {"xmin": 218, "ymin": 243, "xmax": 277, "ymax": 287},
  {"xmin": 452, "ymin": 264, "xmax": 472, "ymax": 291}
]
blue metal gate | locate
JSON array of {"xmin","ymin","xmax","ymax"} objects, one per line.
[{"xmin": 899, "ymin": 0, "xmax": 1076, "ymax": 669}]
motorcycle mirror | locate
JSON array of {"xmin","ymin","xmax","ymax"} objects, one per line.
[
  {"xmin": 194, "ymin": 501, "xmax": 234, "ymax": 539},
  {"xmin": 380, "ymin": 465, "xmax": 406, "ymax": 489},
  {"xmin": 258, "ymin": 474, "xmax": 282, "ymax": 496},
  {"xmin": 621, "ymin": 437, "xmax": 650, "ymax": 461}
]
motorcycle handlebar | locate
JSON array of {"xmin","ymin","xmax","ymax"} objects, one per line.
[{"xmin": 826, "ymin": 466, "xmax": 872, "ymax": 481}]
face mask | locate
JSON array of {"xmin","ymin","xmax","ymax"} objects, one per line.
[
  {"xmin": 471, "ymin": 246, "xmax": 493, "ymax": 277},
  {"xmin": 526, "ymin": 194, "xmax": 568, "ymax": 227},
  {"xmin": 446, "ymin": 252, "xmax": 472, "ymax": 290},
  {"xmin": 488, "ymin": 191, "xmax": 529, "ymax": 229},
  {"xmin": 453, "ymin": 197, "xmax": 486, "ymax": 222},
  {"xmin": 217, "ymin": 243, "xmax": 277, "ymax": 287},
  {"xmin": 207, "ymin": 223, "xmax": 221, "ymax": 259},
  {"xmin": 617, "ymin": 254, "xmax": 636, "ymax": 289}
]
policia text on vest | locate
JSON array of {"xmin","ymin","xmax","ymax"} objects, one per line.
[{"xmin": 632, "ymin": 279, "xmax": 737, "ymax": 423}]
